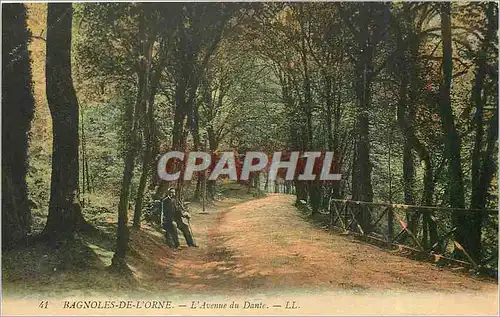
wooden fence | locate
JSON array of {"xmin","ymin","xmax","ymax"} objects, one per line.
[{"xmin": 328, "ymin": 199, "xmax": 498, "ymax": 271}]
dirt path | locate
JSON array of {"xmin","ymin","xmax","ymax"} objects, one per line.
[
  {"xmin": 149, "ymin": 194, "xmax": 497, "ymax": 294},
  {"xmin": 3, "ymin": 194, "xmax": 498, "ymax": 315}
]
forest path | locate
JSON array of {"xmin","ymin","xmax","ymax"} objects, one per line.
[
  {"xmin": 152, "ymin": 194, "xmax": 497, "ymax": 294},
  {"xmin": 2, "ymin": 194, "xmax": 498, "ymax": 315}
]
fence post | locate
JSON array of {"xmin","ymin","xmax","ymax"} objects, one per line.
[
  {"xmin": 329, "ymin": 198, "xmax": 333, "ymax": 229},
  {"xmin": 387, "ymin": 206, "xmax": 394, "ymax": 248},
  {"xmin": 345, "ymin": 203, "xmax": 349, "ymax": 231}
]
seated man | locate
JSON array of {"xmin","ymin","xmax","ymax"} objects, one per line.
[
  {"xmin": 160, "ymin": 190, "xmax": 179, "ymax": 248},
  {"xmin": 161, "ymin": 188, "xmax": 197, "ymax": 248}
]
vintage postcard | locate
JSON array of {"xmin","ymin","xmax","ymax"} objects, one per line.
[{"xmin": 2, "ymin": 1, "xmax": 498, "ymax": 316}]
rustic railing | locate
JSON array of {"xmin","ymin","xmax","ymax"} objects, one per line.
[{"xmin": 328, "ymin": 199, "xmax": 498, "ymax": 272}]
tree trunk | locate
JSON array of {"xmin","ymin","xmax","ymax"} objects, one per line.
[
  {"xmin": 351, "ymin": 9, "xmax": 375, "ymax": 230},
  {"xmin": 294, "ymin": 180, "xmax": 308, "ymax": 203},
  {"xmin": 439, "ymin": 4, "xmax": 468, "ymax": 259},
  {"xmin": 188, "ymin": 93, "xmax": 202, "ymax": 201},
  {"xmin": 325, "ymin": 75, "xmax": 334, "ymax": 152},
  {"xmin": 309, "ymin": 181, "xmax": 322, "ymax": 213},
  {"xmin": 112, "ymin": 10, "xmax": 149, "ymax": 269},
  {"xmin": 43, "ymin": 3, "xmax": 91, "ymax": 240},
  {"xmin": 402, "ymin": 141, "xmax": 415, "ymax": 205},
  {"xmin": 396, "ymin": 50, "xmax": 416, "ymax": 208},
  {"xmin": 397, "ymin": 66, "xmax": 438, "ymax": 246},
  {"xmin": 440, "ymin": 3, "xmax": 465, "ymax": 209},
  {"xmin": 2, "ymin": 3, "xmax": 35, "ymax": 249},
  {"xmin": 299, "ymin": 6, "xmax": 314, "ymax": 151},
  {"xmin": 206, "ymin": 126, "xmax": 218, "ymax": 199},
  {"xmin": 323, "ymin": 74, "xmax": 336, "ymax": 209},
  {"xmin": 133, "ymin": 41, "xmax": 160, "ymax": 228},
  {"xmin": 331, "ymin": 70, "xmax": 343, "ymax": 200},
  {"xmin": 474, "ymin": 107, "xmax": 498, "ymax": 209},
  {"xmin": 158, "ymin": 26, "xmax": 198, "ymax": 199},
  {"xmin": 408, "ymin": 23, "xmax": 437, "ymax": 245},
  {"xmin": 468, "ymin": 2, "xmax": 497, "ymax": 262}
]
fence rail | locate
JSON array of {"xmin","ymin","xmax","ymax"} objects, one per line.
[{"xmin": 328, "ymin": 199, "xmax": 498, "ymax": 271}]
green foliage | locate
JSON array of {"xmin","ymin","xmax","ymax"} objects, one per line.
[
  {"xmin": 81, "ymin": 101, "xmax": 122, "ymax": 194},
  {"xmin": 2, "ymin": 3, "xmax": 36, "ymax": 246},
  {"xmin": 14, "ymin": 2, "xmax": 497, "ymax": 263},
  {"xmin": 69, "ymin": 2, "xmax": 498, "ymax": 211}
]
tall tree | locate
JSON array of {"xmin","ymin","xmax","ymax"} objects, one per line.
[
  {"xmin": 42, "ymin": 3, "xmax": 91, "ymax": 240},
  {"xmin": 393, "ymin": 3, "xmax": 438, "ymax": 246},
  {"xmin": 112, "ymin": 4, "xmax": 153, "ymax": 269},
  {"xmin": 2, "ymin": 4, "xmax": 35, "ymax": 249},
  {"xmin": 132, "ymin": 6, "xmax": 170, "ymax": 228},
  {"xmin": 305, "ymin": 3, "xmax": 349, "ymax": 200},
  {"xmin": 438, "ymin": 3, "xmax": 469, "ymax": 259},
  {"xmin": 341, "ymin": 3, "xmax": 390, "ymax": 230},
  {"xmin": 439, "ymin": 3, "xmax": 465, "ymax": 209},
  {"xmin": 468, "ymin": 2, "xmax": 498, "ymax": 261},
  {"xmin": 132, "ymin": 46, "xmax": 167, "ymax": 227},
  {"xmin": 156, "ymin": 3, "xmax": 241, "ymax": 198}
]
